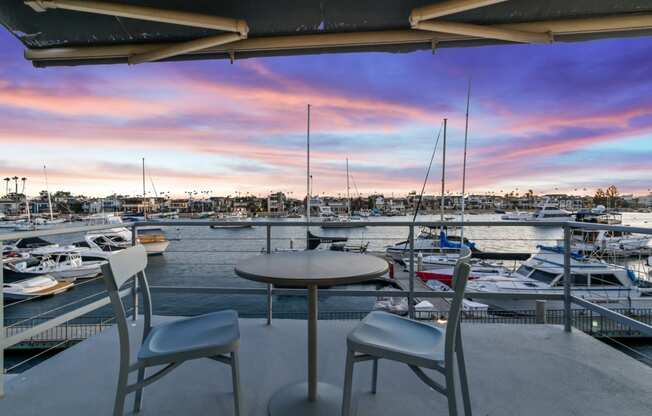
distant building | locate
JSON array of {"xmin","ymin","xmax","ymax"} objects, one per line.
[
  {"xmin": 0, "ymin": 195, "xmax": 23, "ymax": 215},
  {"xmin": 267, "ymin": 192, "xmax": 287, "ymax": 215}
]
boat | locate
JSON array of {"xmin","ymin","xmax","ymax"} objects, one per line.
[
  {"xmin": 3, "ymin": 275, "xmax": 74, "ymax": 300},
  {"xmin": 500, "ymin": 211, "xmax": 530, "ymax": 221},
  {"xmin": 465, "ymin": 246, "xmax": 652, "ymax": 310},
  {"xmin": 568, "ymin": 210, "xmax": 652, "ymax": 256},
  {"xmin": 416, "ymin": 264, "xmax": 506, "ymax": 286},
  {"xmin": 209, "ymin": 213, "xmax": 254, "ymax": 229},
  {"xmin": 501, "ymin": 200, "xmax": 573, "ymax": 222},
  {"xmin": 320, "ymin": 215, "xmax": 367, "ymax": 228},
  {"xmin": 385, "ymin": 226, "xmax": 476, "ymax": 261},
  {"xmin": 72, "ymin": 234, "xmax": 128, "ymax": 261},
  {"xmin": 6, "ymin": 251, "xmax": 106, "ymax": 280},
  {"xmin": 13, "ymin": 217, "xmax": 66, "ymax": 231},
  {"xmin": 421, "ymin": 280, "xmax": 489, "ymax": 312},
  {"xmin": 82, "ymin": 214, "xmax": 169, "ymax": 255},
  {"xmin": 321, "ymin": 158, "xmax": 367, "ymax": 229}
]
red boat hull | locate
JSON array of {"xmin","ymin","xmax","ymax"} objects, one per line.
[{"xmin": 416, "ymin": 269, "xmax": 479, "ymax": 285}]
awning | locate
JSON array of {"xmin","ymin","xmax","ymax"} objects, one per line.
[{"xmin": 1, "ymin": 0, "xmax": 651, "ymax": 67}]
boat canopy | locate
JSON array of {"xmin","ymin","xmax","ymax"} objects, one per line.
[{"xmin": 1, "ymin": 1, "xmax": 651, "ymax": 67}]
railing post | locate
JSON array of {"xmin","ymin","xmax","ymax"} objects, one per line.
[
  {"xmin": 408, "ymin": 224, "xmax": 415, "ymax": 319},
  {"xmin": 563, "ymin": 224, "xmax": 572, "ymax": 333},
  {"xmin": 131, "ymin": 224, "xmax": 138, "ymax": 322},
  {"xmin": 266, "ymin": 224, "xmax": 272, "ymax": 325},
  {"xmin": 1, "ymin": 238, "xmax": 4, "ymax": 398}
]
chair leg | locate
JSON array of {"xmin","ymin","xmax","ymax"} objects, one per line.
[
  {"xmin": 342, "ymin": 348, "xmax": 355, "ymax": 416},
  {"xmin": 113, "ymin": 369, "xmax": 129, "ymax": 416},
  {"xmin": 231, "ymin": 351, "xmax": 243, "ymax": 416},
  {"xmin": 445, "ymin": 362, "xmax": 458, "ymax": 416},
  {"xmin": 456, "ymin": 332, "xmax": 472, "ymax": 416},
  {"xmin": 133, "ymin": 367, "xmax": 146, "ymax": 413},
  {"xmin": 371, "ymin": 359, "xmax": 378, "ymax": 394}
]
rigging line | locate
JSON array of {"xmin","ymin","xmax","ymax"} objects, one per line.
[
  {"xmin": 402, "ymin": 121, "xmax": 444, "ymax": 251},
  {"xmin": 412, "ymin": 120, "xmax": 445, "ymax": 224}
]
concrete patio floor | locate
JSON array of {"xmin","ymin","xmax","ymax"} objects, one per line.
[{"xmin": 2, "ymin": 317, "xmax": 651, "ymax": 416}]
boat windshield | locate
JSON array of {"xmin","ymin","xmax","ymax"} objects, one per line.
[
  {"xmin": 528, "ymin": 268, "xmax": 558, "ymax": 284},
  {"xmin": 590, "ymin": 274, "xmax": 623, "ymax": 286}
]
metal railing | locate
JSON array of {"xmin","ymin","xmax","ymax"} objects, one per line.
[{"xmin": 2, "ymin": 219, "xmax": 652, "ymax": 398}]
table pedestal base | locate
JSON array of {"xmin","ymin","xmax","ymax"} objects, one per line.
[{"xmin": 268, "ymin": 382, "xmax": 342, "ymax": 416}]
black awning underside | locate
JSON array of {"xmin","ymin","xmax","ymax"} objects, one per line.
[{"xmin": 1, "ymin": 0, "xmax": 652, "ymax": 67}]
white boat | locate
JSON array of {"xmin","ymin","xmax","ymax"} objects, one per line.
[
  {"xmin": 3, "ymin": 275, "xmax": 74, "ymax": 300},
  {"xmin": 83, "ymin": 214, "xmax": 169, "ymax": 255},
  {"xmin": 500, "ymin": 211, "xmax": 530, "ymax": 221},
  {"xmin": 421, "ymin": 282, "xmax": 489, "ymax": 312},
  {"xmin": 73, "ymin": 234, "xmax": 127, "ymax": 261},
  {"xmin": 501, "ymin": 201, "xmax": 573, "ymax": 222},
  {"xmin": 569, "ymin": 211, "xmax": 652, "ymax": 256},
  {"xmin": 320, "ymin": 215, "xmax": 367, "ymax": 228},
  {"xmin": 465, "ymin": 246, "xmax": 652, "ymax": 310},
  {"xmin": 210, "ymin": 213, "xmax": 254, "ymax": 229},
  {"xmin": 13, "ymin": 217, "xmax": 66, "ymax": 231},
  {"xmin": 9, "ymin": 252, "xmax": 106, "ymax": 280}
]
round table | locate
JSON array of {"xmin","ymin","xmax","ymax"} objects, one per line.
[{"xmin": 235, "ymin": 250, "xmax": 388, "ymax": 416}]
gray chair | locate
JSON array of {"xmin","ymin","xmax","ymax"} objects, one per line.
[
  {"xmin": 342, "ymin": 249, "xmax": 473, "ymax": 416},
  {"xmin": 101, "ymin": 245, "xmax": 243, "ymax": 416}
]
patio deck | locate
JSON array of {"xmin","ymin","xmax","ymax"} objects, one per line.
[{"xmin": 2, "ymin": 317, "xmax": 651, "ymax": 415}]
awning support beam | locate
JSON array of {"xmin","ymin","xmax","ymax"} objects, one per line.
[
  {"xmin": 24, "ymin": 0, "xmax": 249, "ymax": 35},
  {"xmin": 410, "ymin": 0, "xmax": 509, "ymax": 25},
  {"xmin": 129, "ymin": 32, "xmax": 244, "ymax": 65},
  {"xmin": 415, "ymin": 20, "xmax": 553, "ymax": 44}
]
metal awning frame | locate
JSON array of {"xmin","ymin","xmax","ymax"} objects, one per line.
[
  {"xmin": 18, "ymin": 0, "xmax": 652, "ymax": 67},
  {"xmin": 24, "ymin": 0, "xmax": 249, "ymax": 64}
]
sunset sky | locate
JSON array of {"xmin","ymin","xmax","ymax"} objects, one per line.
[{"xmin": 1, "ymin": 29, "xmax": 651, "ymax": 198}]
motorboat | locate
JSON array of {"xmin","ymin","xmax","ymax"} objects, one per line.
[
  {"xmin": 420, "ymin": 281, "xmax": 489, "ymax": 312},
  {"xmin": 465, "ymin": 246, "xmax": 652, "ymax": 310},
  {"xmin": 500, "ymin": 211, "xmax": 530, "ymax": 221},
  {"xmin": 13, "ymin": 216, "xmax": 67, "ymax": 231},
  {"xmin": 210, "ymin": 213, "xmax": 254, "ymax": 229},
  {"xmin": 7, "ymin": 252, "xmax": 106, "ymax": 280},
  {"xmin": 83, "ymin": 215, "xmax": 169, "ymax": 255},
  {"xmin": 385, "ymin": 226, "xmax": 476, "ymax": 261},
  {"xmin": 500, "ymin": 201, "xmax": 573, "ymax": 222},
  {"xmin": 567, "ymin": 211, "xmax": 652, "ymax": 256},
  {"xmin": 3, "ymin": 275, "xmax": 74, "ymax": 300},
  {"xmin": 73, "ymin": 233, "xmax": 127, "ymax": 261},
  {"xmin": 416, "ymin": 263, "xmax": 508, "ymax": 286},
  {"xmin": 320, "ymin": 215, "xmax": 367, "ymax": 228}
]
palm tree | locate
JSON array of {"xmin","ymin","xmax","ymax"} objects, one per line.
[
  {"xmin": 12, "ymin": 176, "xmax": 19, "ymax": 194},
  {"xmin": 3, "ymin": 177, "xmax": 9, "ymax": 195}
]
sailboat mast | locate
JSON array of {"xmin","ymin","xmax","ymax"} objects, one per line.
[
  {"xmin": 460, "ymin": 80, "xmax": 472, "ymax": 244},
  {"xmin": 306, "ymin": 104, "xmax": 311, "ymax": 229},
  {"xmin": 440, "ymin": 118, "xmax": 447, "ymax": 223},
  {"xmin": 44, "ymin": 165, "xmax": 53, "ymax": 221},
  {"xmin": 346, "ymin": 158, "xmax": 351, "ymax": 216},
  {"xmin": 142, "ymin": 157, "xmax": 146, "ymax": 216}
]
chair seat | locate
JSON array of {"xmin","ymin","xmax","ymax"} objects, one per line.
[
  {"xmin": 138, "ymin": 310, "xmax": 240, "ymax": 366},
  {"xmin": 347, "ymin": 311, "xmax": 445, "ymax": 369}
]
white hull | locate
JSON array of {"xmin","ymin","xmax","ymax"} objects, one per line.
[
  {"xmin": 467, "ymin": 291, "xmax": 652, "ymax": 311},
  {"xmin": 3, "ymin": 276, "xmax": 74, "ymax": 300},
  {"xmin": 143, "ymin": 240, "xmax": 170, "ymax": 255}
]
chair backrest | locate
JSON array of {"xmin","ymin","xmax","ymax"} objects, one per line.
[
  {"xmin": 444, "ymin": 247, "xmax": 472, "ymax": 358},
  {"xmin": 101, "ymin": 244, "xmax": 147, "ymax": 292},
  {"xmin": 101, "ymin": 244, "xmax": 153, "ymax": 366}
]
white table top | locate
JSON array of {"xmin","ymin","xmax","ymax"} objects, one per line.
[{"xmin": 234, "ymin": 251, "xmax": 388, "ymax": 287}]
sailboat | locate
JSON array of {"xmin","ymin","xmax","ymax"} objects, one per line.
[{"xmin": 321, "ymin": 158, "xmax": 367, "ymax": 228}]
